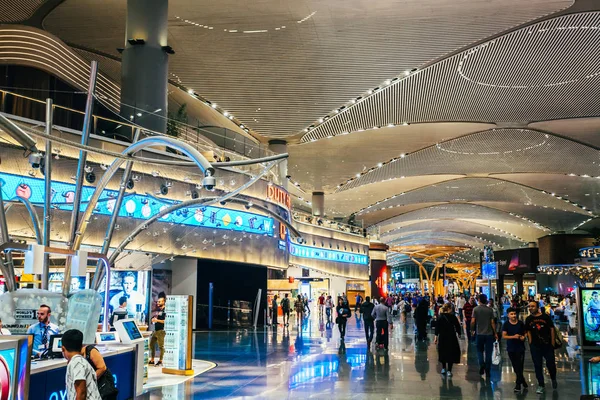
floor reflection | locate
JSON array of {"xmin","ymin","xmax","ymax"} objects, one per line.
[{"xmin": 138, "ymin": 314, "xmax": 589, "ymax": 399}]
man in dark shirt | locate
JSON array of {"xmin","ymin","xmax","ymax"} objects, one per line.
[
  {"xmin": 502, "ymin": 307, "xmax": 527, "ymax": 392},
  {"xmin": 360, "ymin": 296, "xmax": 375, "ymax": 347},
  {"xmin": 525, "ymin": 301, "xmax": 557, "ymax": 394},
  {"xmin": 463, "ymin": 297, "xmax": 476, "ymax": 342},
  {"xmin": 149, "ymin": 294, "xmax": 166, "ymax": 366}
]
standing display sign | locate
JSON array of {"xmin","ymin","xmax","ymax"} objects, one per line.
[{"xmin": 163, "ymin": 295, "xmax": 194, "ymax": 375}]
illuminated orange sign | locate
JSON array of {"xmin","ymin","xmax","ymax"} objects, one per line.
[
  {"xmin": 267, "ymin": 185, "xmax": 291, "ymax": 209},
  {"xmin": 279, "ymin": 223, "xmax": 287, "ymax": 240},
  {"xmin": 375, "ymin": 269, "xmax": 388, "ymax": 296}
]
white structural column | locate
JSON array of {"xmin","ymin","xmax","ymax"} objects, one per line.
[
  {"xmin": 268, "ymin": 140, "xmax": 288, "ymax": 190},
  {"xmin": 120, "ymin": 0, "xmax": 169, "ymax": 136},
  {"xmin": 312, "ymin": 191, "xmax": 325, "ymax": 216}
]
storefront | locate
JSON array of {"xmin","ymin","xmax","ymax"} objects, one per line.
[{"xmin": 486, "ymin": 248, "xmax": 539, "ymax": 298}]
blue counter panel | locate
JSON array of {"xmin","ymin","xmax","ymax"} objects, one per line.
[{"xmin": 29, "ymin": 350, "xmax": 135, "ymax": 400}]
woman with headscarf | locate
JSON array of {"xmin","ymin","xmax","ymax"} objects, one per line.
[
  {"xmin": 415, "ymin": 299, "xmax": 430, "ymax": 341},
  {"xmin": 434, "ymin": 303, "xmax": 462, "ymax": 376}
]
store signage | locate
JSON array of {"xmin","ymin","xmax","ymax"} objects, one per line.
[
  {"xmin": 267, "ymin": 185, "xmax": 291, "ymax": 210},
  {"xmin": 0, "ymin": 172, "xmax": 273, "ymax": 236},
  {"xmin": 579, "ymin": 246, "xmax": 600, "ymax": 258},
  {"xmin": 289, "ymin": 242, "xmax": 369, "ymax": 265}
]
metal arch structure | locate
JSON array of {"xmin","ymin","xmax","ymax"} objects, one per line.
[
  {"xmin": 91, "ymin": 159, "xmax": 299, "ymax": 290},
  {"xmin": 11, "ymin": 196, "xmax": 43, "ymax": 245},
  {"xmin": 66, "ymin": 135, "xmax": 214, "ymax": 295},
  {"xmin": 389, "ymin": 245, "xmax": 471, "ymax": 295},
  {"xmin": 444, "ymin": 263, "xmax": 481, "ymax": 294}
]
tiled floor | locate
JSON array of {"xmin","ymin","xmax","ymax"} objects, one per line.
[{"xmin": 139, "ymin": 313, "xmax": 594, "ymax": 399}]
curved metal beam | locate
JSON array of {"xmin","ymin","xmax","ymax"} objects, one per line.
[
  {"xmin": 132, "ymin": 153, "xmax": 289, "ymax": 168},
  {"xmin": 13, "ymin": 196, "xmax": 42, "ymax": 245},
  {"xmin": 94, "ymin": 160, "xmax": 297, "ymax": 289},
  {"xmin": 73, "ymin": 135, "xmax": 215, "ymax": 252},
  {"xmin": 71, "ymin": 136, "xmax": 214, "ymax": 295}
]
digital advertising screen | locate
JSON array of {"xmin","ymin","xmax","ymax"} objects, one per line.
[
  {"xmin": 0, "ymin": 348, "xmax": 15, "ymax": 400},
  {"xmin": 481, "ymin": 262, "xmax": 498, "ymax": 280},
  {"xmin": 0, "ymin": 171, "xmax": 274, "ymax": 236},
  {"xmin": 483, "ymin": 248, "xmax": 539, "ymax": 275},
  {"xmin": 579, "ymin": 287, "xmax": 600, "ymax": 349}
]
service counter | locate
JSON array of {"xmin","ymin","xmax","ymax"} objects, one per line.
[{"xmin": 29, "ymin": 343, "xmax": 145, "ymax": 400}]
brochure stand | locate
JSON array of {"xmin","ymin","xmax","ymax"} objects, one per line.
[{"xmin": 162, "ymin": 295, "xmax": 194, "ymax": 376}]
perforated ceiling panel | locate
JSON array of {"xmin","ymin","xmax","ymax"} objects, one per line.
[
  {"xmin": 337, "ymin": 129, "xmax": 600, "ymax": 192},
  {"xmin": 304, "ymin": 12, "xmax": 600, "ymax": 141},
  {"xmin": 359, "ymin": 177, "xmax": 589, "ymax": 216},
  {"xmin": 0, "ymin": 0, "xmax": 46, "ymax": 22},
  {"xmin": 43, "ymin": 0, "xmax": 573, "ymax": 138},
  {"xmin": 497, "ymin": 173, "xmax": 600, "ymax": 215},
  {"xmin": 382, "ymin": 222, "xmax": 526, "ymax": 246}
]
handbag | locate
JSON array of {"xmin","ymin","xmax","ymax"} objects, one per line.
[
  {"xmin": 492, "ymin": 341, "xmax": 501, "ymax": 365},
  {"xmin": 553, "ymin": 326, "xmax": 564, "ymax": 349},
  {"xmin": 85, "ymin": 345, "xmax": 119, "ymax": 399}
]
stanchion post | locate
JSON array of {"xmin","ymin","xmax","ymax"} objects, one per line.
[{"xmin": 208, "ymin": 282, "xmax": 213, "ymax": 330}]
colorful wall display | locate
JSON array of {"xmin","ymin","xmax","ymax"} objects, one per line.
[
  {"xmin": 0, "ymin": 172, "xmax": 274, "ymax": 236},
  {"xmin": 288, "ymin": 243, "xmax": 368, "ymax": 265}
]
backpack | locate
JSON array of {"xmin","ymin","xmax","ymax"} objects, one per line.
[
  {"xmin": 85, "ymin": 345, "xmax": 118, "ymax": 399},
  {"xmin": 404, "ymin": 303, "xmax": 411, "ymax": 313}
]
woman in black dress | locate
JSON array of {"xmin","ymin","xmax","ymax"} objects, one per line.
[
  {"xmin": 415, "ymin": 299, "xmax": 429, "ymax": 341},
  {"xmin": 434, "ymin": 303, "xmax": 462, "ymax": 376}
]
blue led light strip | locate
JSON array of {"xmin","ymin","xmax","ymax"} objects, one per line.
[
  {"xmin": 289, "ymin": 242, "xmax": 369, "ymax": 265},
  {"xmin": 0, "ymin": 172, "xmax": 274, "ymax": 235}
]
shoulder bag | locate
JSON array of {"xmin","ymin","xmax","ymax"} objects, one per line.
[{"xmin": 85, "ymin": 345, "xmax": 119, "ymax": 399}]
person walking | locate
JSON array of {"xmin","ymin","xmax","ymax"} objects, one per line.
[
  {"xmin": 525, "ymin": 301, "xmax": 558, "ymax": 394},
  {"xmin": 463, "ymin": 297, "xmax": 476, "ymax": 343},
  {"xmin": 471, "ymin": 294, "xmax": 497, "ymax": 378},
  {"xmin": 372, "ymin": 297, "xmax": 393, "ymax": 351},
  {"xmin": 148, "ymin": 294, "xmax": 166, "ymax": 367},
  {"xmin": 281, "ymin": 293, "xmax": 291, "ymax": 327},
  {"xmin": 415, "ymin": 299, "xmax": 429, "ymax": 341},
  {"xmin": 318, "ymin": 293, "xmax": 326, "ymax": 317},
  {"xmin": 336, "ymin": 297, "xmax": 351, "ymax": 340},
  {"xmin": 564, "ymin": 297, "xmax": 577, "ymax": 335},
  {"xmin": 294, "ymin": 295, "xmax": 305, "ymax": 325},
  {"xmin": 271, "ymin": 295, "xmax": 278, "ymax": 327},
  {"xmin": 325, "ymin": 295, "xmax": 334, "ymax": 321},
  {"xmin": 434, "ymin": 303, "xmax": 462, "ymax": 376},
  {"xmin": 456, "ymin": 294, "xmax": 466, "ymax": 323},
  {"xmin": 502, "ymin": 307, "xmax": 528, "ymax": 392},
  {"xmin": 360, "ymin": 296, "xmax": 375, "ymax": 347}
]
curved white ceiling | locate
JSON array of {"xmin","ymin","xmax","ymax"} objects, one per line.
[
  {"xmin": 42, "ymin": 0, "xmax": 574, "ymax": 138},
  {"xmin": 337, "ymin": 129, "xmax": 600, "ymax": 192},
  {"xmin": 304, "ymin": 11, "xmax": 600, "ymax": 141}
]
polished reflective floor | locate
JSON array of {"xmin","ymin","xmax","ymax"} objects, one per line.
[{"xmin": 139, "ymin": 313, "xmax": 593, "ymax": 399}]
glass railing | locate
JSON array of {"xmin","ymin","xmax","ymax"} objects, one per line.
[
  {"xmin": 292, "ymin": 211, "xmax": 366, "ymax": 237},
  {"xmin": 0, "ymin": 89, "xmax": 274, "ymax": 161}
]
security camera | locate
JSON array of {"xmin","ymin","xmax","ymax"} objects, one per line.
[
  {"xmin": 190, "ymin": 190, "xmax": 199, "ymax": 199},
  {"xmin": 29, "ymin": 152, "xmax": 43, "ymax": 169},
  {"xmin": 202, "ymin": 175, "xmax": 216, "ymax": 191},
  {"xmin": 126, "ymin": 178, "xmax": 135, "ymax": 190},
  {"xmin": 159, "ymin": 184, "xmax": 169, "ymax": 195},
  {"xmin": 85, "ymin": 171, "xmax": 96, "ymax": 184}
]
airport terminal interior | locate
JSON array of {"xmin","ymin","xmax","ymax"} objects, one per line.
[{"xmin": 0, "ymin": 0, "xmax": 600, "ymax": 399}]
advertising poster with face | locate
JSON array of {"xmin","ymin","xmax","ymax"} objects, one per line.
[
  {"xmin": 151, "ymin": 269, "xmax": 172, "ymax": 306},
  {"xmin": 98, "ymin": 271, "xmax": 149, "ymax": 322}
]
